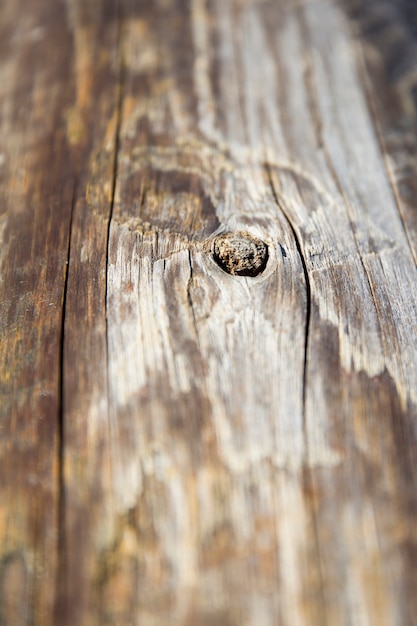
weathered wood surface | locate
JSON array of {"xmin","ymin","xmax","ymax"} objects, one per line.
[{"xmin": 1, "ymin": 1, "xmax": 417, "ymax": 624}]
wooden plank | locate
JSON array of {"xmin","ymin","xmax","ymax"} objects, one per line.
[
  {"xmin": 266, "ymin": 4, "xmax": 417, "ymax": 622},
  {"xmin": 56, "ymin": 1, "xmax": 120, "ymax": 623},
  {"xmin": 1, "ymin": 0, "xmax": 417, "ymax": 625},
  {"xmin": 0, "ymin": 1, "xmax": 120, "ymax": 624},
  {"xmin": 0, "ymin": 1, "xmax": 76, "ymax": 624}
]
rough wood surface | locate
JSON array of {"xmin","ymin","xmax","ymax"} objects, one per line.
[{"xmin": 1, "ymin": 1, "xmax": 417, "ymax": 625}]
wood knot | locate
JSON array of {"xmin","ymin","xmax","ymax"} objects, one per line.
[{"xmin": 212, "ymin": 232, "xmax": 268, "ymax": 277}]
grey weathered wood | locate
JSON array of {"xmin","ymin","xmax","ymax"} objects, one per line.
[{"xmin": 1, "ymin": 0, "xmax": 417, "ymax": 625}]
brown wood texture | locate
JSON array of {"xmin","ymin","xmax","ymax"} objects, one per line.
[{"xmin": 1, "ymin": 1, "xmax": 417, "ymax": 625}]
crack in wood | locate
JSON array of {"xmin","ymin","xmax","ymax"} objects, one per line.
[
  {"xmin": 265, "ymin": 162, "xmax": 311, "ymax": 427},
  {"xmin": 53, "ymin": 177, "xmax": 76, "ymax": 621}
]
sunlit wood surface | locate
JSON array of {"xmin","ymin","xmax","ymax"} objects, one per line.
[{"xmin": 1, "ymin": 1, "xmax": 417, "ymax": 624}]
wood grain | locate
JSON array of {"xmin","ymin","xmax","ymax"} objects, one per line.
[
  {"xmin": 1, "ymin": 0, "xmax": 416, "ymax": 625},
  {"xmin": 0, "ymin": 1, "xmax": 77, "ymax": 623}
]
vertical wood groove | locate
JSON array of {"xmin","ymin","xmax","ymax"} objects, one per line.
[
  {"xmin": 54, "ymin": 177, "xmax": 77, "ymax": 620},
  {"xmin": 265, "ymin": 163, "xmax": 311, "ymax": 426},
  {"xmin": 266, "ymin": 161, "xmax": 329, "ymax": 626},
  {"xmin": 105, "ymin": 0, "xmax": 125, "ymax": 501}
]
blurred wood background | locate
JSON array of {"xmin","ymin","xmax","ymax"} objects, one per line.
[{"xmin": 1, "ymin": 0, "xmax": 417, "ymax": 624}]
